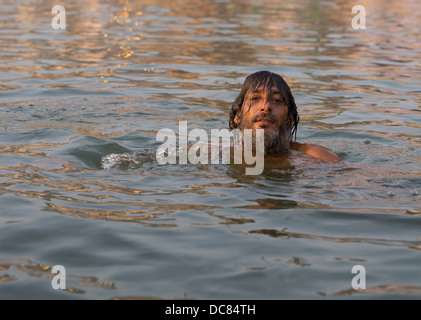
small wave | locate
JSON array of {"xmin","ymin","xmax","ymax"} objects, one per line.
[
  {"xmin": 101, "ymin": 152, "xmax": 149, "ymax": 170},
  {"xmin": 101, "ymin": 144, "xmax": 181, "ymax": 169}
]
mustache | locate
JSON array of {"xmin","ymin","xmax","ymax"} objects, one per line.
[{"xmin": 252, "ymin": 113, "xmax": 277, "ymax": 123}]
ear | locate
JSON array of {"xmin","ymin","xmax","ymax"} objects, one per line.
[
  {"xmin": 289, "ymin": 113, "xmax": 294, "ymax": 128},
  {"xmin": 234, "ymin": 114, "xmax": 240, "ymax": 125}
]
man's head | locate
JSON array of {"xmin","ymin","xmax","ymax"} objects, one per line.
[{"xmin": 229, "ymin": 71, "xmax": 299, "ymax": 153}]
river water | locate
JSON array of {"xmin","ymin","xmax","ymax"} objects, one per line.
[{"xmin": 0, "ymin": 0, "xmax": 420, "ymax": 299}]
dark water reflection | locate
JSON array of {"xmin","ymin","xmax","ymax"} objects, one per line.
[{"xmin": 0, "ymin": 0, "xmax": 420, "ymax": 299}]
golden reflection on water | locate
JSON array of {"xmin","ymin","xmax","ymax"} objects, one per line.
[
  {"xmin": 1, "ymin": 0, "xmax": 420, "ymax": 129},
  {"xmin": 250, "ymin": 228, "xmax": 421, "ymax": 252},
  {"xmin": 0, "ymin": 258, "xmax": 116, "ymax": 292},
  {"xmin": 334, "ymin": 283, "xmax": 421, "ymax": 296},
  {"xmin": 0, "ymin": 158, "xmax": 418, "ymax": 229},
  {"xmin": 0, "ymin": 143, "xmax": 59, "ymax": 158},
  {"xmin": 1, "ymin": 0, "xmax": 419, "ymax": 155}
]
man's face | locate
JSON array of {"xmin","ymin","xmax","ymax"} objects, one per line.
[{"xmin": 235, "ymin": 84, "xmax": 291, "ymax": 153}]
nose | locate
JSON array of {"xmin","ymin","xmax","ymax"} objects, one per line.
[{"xmin": 259, "ymin": 98, "xmax": 271, "ymax": 112}]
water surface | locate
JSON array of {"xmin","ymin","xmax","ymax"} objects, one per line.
[{"xmin": 0, "ymin": 0, "xmax": 420, "ymax": 299}]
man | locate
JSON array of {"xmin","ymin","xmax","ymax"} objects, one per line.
[{"xmin": 229, "ymin": 71, "xmax": 341, "ymax": 163}]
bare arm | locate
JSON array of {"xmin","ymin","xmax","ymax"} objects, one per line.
[{"xmin": 290, "ymin": 141, "xmax": 341, "ymax": 163}]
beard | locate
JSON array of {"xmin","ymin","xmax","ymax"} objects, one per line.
[
  {"xmin": 261, "ymin": 125, "xmax": 291, "ymax": 154},
  {"xmin": 239, "ymin": 113, "xmax": 292, "ymax": 155}
]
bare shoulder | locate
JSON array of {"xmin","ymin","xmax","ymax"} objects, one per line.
[{"xmin": 290, "ymin": 141, "xmax": 341, "ymax": 163}]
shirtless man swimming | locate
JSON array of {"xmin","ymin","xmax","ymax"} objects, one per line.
[
  {"xmin": 229, "ymin": 71, "xmax": 341, "ymax": 163},
  {"xmin": 102, "ymin": 70, "xmax": 340, "ymax": 171}
]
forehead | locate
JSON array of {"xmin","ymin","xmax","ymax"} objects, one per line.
[{"xmin": 247, "ymin": 84, "xmax": 281, "ymax": 95}]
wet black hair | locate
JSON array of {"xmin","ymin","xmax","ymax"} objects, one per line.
[{"xmin": 229, "ymin": 71, "xmax": 300, "ymax": 139}]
